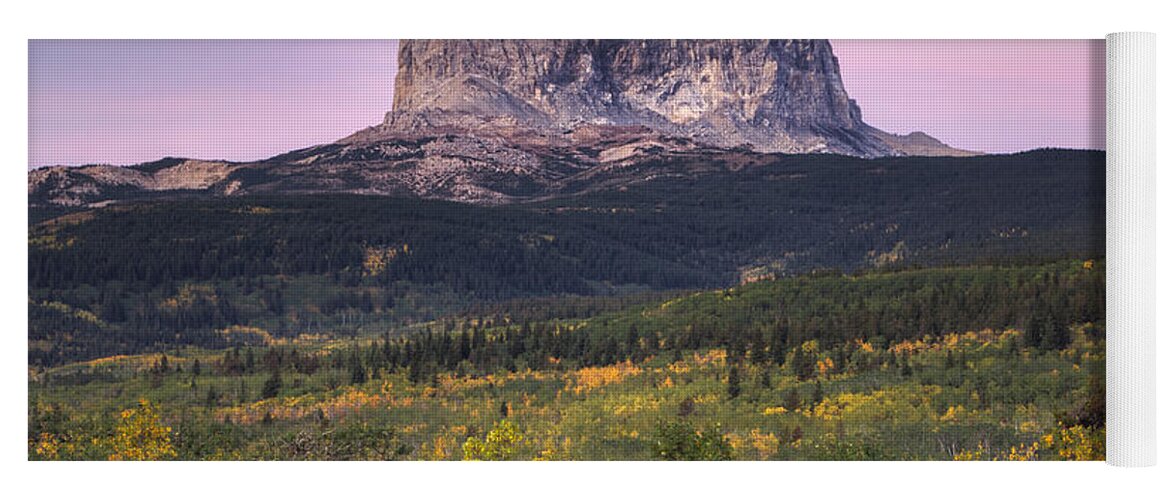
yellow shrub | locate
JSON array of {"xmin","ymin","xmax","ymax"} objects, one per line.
[
  {"xmin": 565, "ymin": 361, "xmax": 642, "ymax": 395},
  {"xmin": 1052, "ymin": 425, "xmax": 1105, "ymax": 461},
  {"xmin": 762, "ymin": 406, "xmax": 789, "ymax": 416},
  {"xmin": 813, "ymin": 385, "xmax": 940, "ymax": 427},
  {"xmin": 462, "ymin": 420, "xmax": 524, "ymax": 461},
  {"xmin": 748, "ymin": 429, "xmax": 780, "ymax": 460},
  {"xmin": 108, "ymin": 399, "xmax": 176, "ymax": 461}
]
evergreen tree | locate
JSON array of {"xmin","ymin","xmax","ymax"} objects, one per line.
[
  {"xmin": 349, "ymin": 353, "xmax": 367, "ymax": 385},
  {"xmin": 205, "ymin": 386, "xmax": 219, "ymax": 408},
  {"xmin": 749, "ymin": 327, "xmax": 769, "ymax": 365},
  {"xmin": 727, "ymin": 334, "xmax": 746, "ymax": 365},
  {"xmin": 1024, "ymin": 314, "xmax": 1046, "ymax": 349},
  {"xmin": 626, "ymin": 324, "xmax": 641, "ymax": 361},
  {"xmin": 727, "ymin": 365, "xmax": 742, "ymax": 399},
  {"xmin": 408, "ymin": 356, "xmax": 425, "ymax": 385},
  {"xmin": 261, "ymin": 368, "xmax": 282, "ymax": 399},
  {"xmin": 1042, "ymin": 316, "xmax": 1072, "ymax": 351},
  {"xmin": 783, "ymin": 388, "xmax": 802, "ymax": 411},
  {"xmin": 770, "ymin": 321, "xmax": 789, "ymax": 365},
  {"xmin": 791, "ymin": 346, "xmax": 816, "ymax": 381},
  {"xmin": 759, "ymin": 367, "xmax": 772, "ymax": 390}
]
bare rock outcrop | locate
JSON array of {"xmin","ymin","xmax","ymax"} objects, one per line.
[{"xmin": 358, "ymin": 40, "xmax": 969, "ymax": 157}]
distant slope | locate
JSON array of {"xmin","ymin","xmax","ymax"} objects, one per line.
[
  {"xmin": 31, "ymin": 149, "xmax": 1106, "ymax": 290},
  {"xmin": 30, "ymin": 149, "xmax": 1103, "ymax": 365},
  {"xmin": 29, "ymin": 139, "xmax": 1084, "ymax": 212}
]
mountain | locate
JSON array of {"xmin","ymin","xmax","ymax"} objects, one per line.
[
  {"xmin": 29, "ymin": 39, "xmax": 979, "ymax": 209},
  {"xmin": 355, "ymin": 39, "xmax": 972, "ymax": 158}
]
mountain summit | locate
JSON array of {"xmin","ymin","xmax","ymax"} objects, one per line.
[
  {"xmin": 358, "ymin": 39, "xmax": 970, "ymax": 157},
  {"xmin": 30, "ymin": 40, "xmax": 976, "ymax": 208}
]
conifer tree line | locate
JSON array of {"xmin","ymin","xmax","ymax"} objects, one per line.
[{"xmin": 193, "ymin": 263, "xmax": 1103, "ymax": 389}]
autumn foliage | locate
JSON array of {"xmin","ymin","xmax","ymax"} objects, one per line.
[{"xmin": 108, "ymin": 399, "xmax": 176, "ymax": 461}]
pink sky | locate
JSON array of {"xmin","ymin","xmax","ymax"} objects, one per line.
[
  {"xmin": 29, "ymin": 40, "xmax": 398, "ymax": 168},
  {"xmin": 831, "ymin": 39, "xmax": 1105, "ymax": 153},
  {"xmin": 29, "ymin": 40, "xmax": 1104, "ymax": 168}
]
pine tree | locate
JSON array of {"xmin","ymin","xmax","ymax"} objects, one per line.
[
  {"xmin": 626, "ymin": 324, "xmax": 641, "ymax": 361},
  {"xmin": 349, "ymin": 353, "xmax": 367, "ymax": 385},
  {"xmin": 749, "ymin": 327, "xmax": 769, "ymax": 365},
  {"xmin": 1042, "ymin": 316, "xmax": 1072, "ymax": 351},
  {"xmin": 205, "ymin": 386, "xmax": 219, "ymax": 408},
  {"xmin": 408, "ymin": 356, "xmax": 424, "ymax": 385},
  {"xmin": 1024, "ymin": 314, "xmax": 1046, "ymax": 349},
  {"xmin": 727, "ymin": 334, "xmax": 746, "ymax": 365},
  {"xmin": 261, "ymin": 369, "xmax": 282, "ymax": 399},
  {"xmin": 727, "ymin": 365, "xmax": 742, "ymax": 399},
  {"xmin": 791, "ymin": 346, "xmax": 816, "ymax": 381},
  {"xmin": 770, "ymin": 321, "xmax": 789, "ymax": 365}
]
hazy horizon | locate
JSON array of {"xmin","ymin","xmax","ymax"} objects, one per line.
[{"xmin": 29, "ymin": 39, "xmax": 1104, "ymax": 168}]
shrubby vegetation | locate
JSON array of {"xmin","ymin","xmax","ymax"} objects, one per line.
[
  {"xmin": 29, "ymin": 261, "xmax": 1105, "ymax": 460},
  {"xmin": 653, "ymin": 422, "xmax": 734, "ymax": 460}
]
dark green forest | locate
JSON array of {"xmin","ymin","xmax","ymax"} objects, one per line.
[{"xmin": 29, "ymin": 149, "xmax": 1103, "ymax": 366}]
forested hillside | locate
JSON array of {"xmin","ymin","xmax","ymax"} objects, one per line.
[{"xmin": 29, "ymin": 149, "xmax": 1103, "ymax": 366}]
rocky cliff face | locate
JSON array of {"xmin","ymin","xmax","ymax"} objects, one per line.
[{"xmin": 367, "ymin": 39, "xmax": 943, "ymax": 157}]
